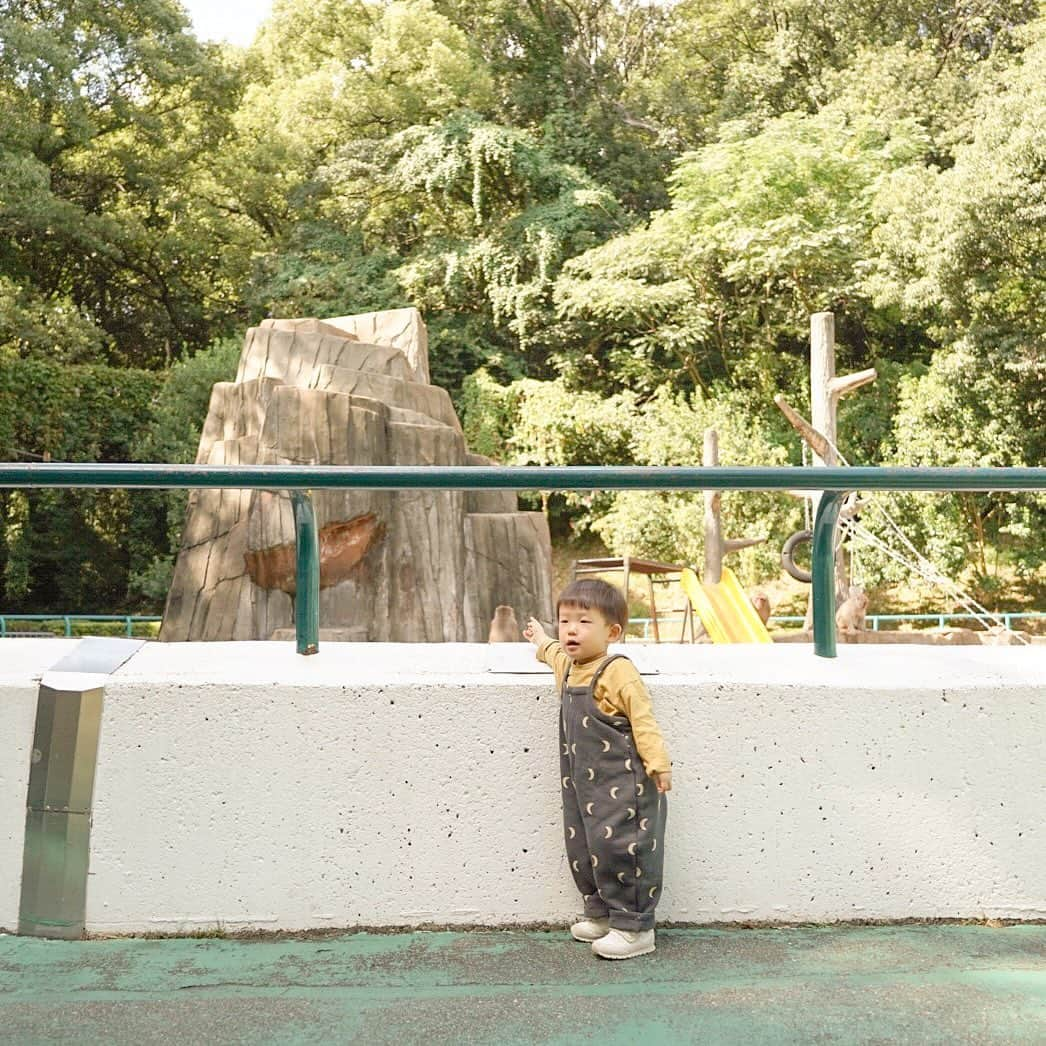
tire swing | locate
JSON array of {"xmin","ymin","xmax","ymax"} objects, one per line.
[{"xmin": 780, "ymin": 529, "xmax": 813, "ymax": 584}]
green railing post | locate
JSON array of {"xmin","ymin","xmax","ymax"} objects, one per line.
[
  {"xmin": 811, "ymin": 491, "xmax": 848, "ymax": 658},
  {"xmin": 292, "ymin": 491, "xmax": 320, "ymax": 655}
]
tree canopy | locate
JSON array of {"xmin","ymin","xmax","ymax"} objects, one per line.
[{"xmin": 1, "ymin": 0, "xmax": 1042, "ymax": 613}]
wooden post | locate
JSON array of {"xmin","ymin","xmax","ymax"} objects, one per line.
[
  {"xmin": 807, "ymin": 313, "xmax": 843, "ymax": 626},
  {"xmin": 703, "ymin": 426, "xmax": 765, "ymax": 589},
  {"xmin": 810, "ymin": 312, "xmax": 837, "ymax": 469},
  {"xmin": 801, "ymin": 313, "xmax": 877, "ymax": 628}
]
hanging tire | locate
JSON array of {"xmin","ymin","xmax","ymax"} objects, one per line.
[{"xmin": 781, "ymin": 529, "xmax": 813, "ymax": 584}]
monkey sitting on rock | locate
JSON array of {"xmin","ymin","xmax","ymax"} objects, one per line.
[
  {"xmin": 749, "ymin": 591, "xmax": 771, "ymax": 626},
  {"xmin": 835, "ymin": 586, "xmax": 868, "ymax": 634},
  {"xmin": 488, "ymin": 605, "xmax": 524, "ymax": 642}
]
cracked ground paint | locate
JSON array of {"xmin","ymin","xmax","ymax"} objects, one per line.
[{"xmin": 1, "ymin": 925, "xmax": 1044, "ymax": 1044}]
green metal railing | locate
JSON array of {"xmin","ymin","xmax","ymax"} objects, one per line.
[
  {"xmin": 6, "ymin": 610, "xmax": 1039, "ymax": 642},
  {"xmin": 0, "ymin": 615, "xmax": 162, "ymax": 638},
  {"xmin": 773, "ymin": 612, "xmax": 1045, "ymax": 632},
  {"xmin": 631, "ymin": 612, "xmax": 1046, "ymax": 639},
  {"xmin": 2, "ymin": 463, "xmax": 1043, "ymax": 658}
]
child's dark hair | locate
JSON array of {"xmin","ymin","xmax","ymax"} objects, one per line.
[{"xmin": 557, "ymin": 579, "xmax": 628, "ymax": 629}]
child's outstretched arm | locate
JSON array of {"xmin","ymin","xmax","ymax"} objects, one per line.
[
  {"xmin": 522, "ymin": 617, "xmax": 548, "ymax": 646},
  {"xmin": 524, "ymin": 616, "xmax": 571, "ymax": 682}
]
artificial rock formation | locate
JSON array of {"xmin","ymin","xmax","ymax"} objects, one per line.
[{"xmin": 160, "ymin": 309, "xmax": 553, "ymax": 642}]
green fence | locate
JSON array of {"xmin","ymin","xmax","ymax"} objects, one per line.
[
  {"xmin": 0, "ymin": 615, "xmax": 162, "ymax": 638},
  {"xmin": 631, "ymin": 612, "xmax": 1046, "ymax": 640},
  {"xmin": 1, "ymin": 463, "xmax": 1043, "ymax": 658},
  {"xmin": 7, "ymin": 611, "xmax": 1041, "ymax": 642}
]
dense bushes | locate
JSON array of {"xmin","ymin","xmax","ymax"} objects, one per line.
[{"xmin": 0, "ymin": 342, "xmax": 239, "ymax": 613}]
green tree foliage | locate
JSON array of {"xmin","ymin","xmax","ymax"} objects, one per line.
[
  {"xmin": 555, "ymin": 108, "xmax": 918, "ymax": 397},
  {"xmin": 242, "ymin": 0, "xmax": 514, "ymax": 385},
  {"xmin": 857, "ymin": 20, "xmax": 1046, "ymax": 593},
  {"xmin": 0, "ymin": 359, "xmax": 162, "ymax": 610},
  {"xmin": 128, "ymin": 338, "xmax": 242, "ymax": 602},
  {"xmin": 882, "ymin": 346, "xmax": 1045, "ymax": 585},
  {"xmin": 459, "ymin": 368, "xmax": 523, "ymax": 459},
  {"xmin": 251, "ymin": 0, "xmax": 494, "ymax": 145},
  {"xmin": 3, "ymin": 0, "xmax": 1043, "ymax": 612},
  {"xmin": 463, "ymin": 372, "xmax": 638, "ymax": 530},
  {"xmin": 590, "ymin": 389, "xmax": 797, "ymax": 582},
  {"xmin": 643, "ymin": 0, "xmax": 1036, "ymax": 142},
  {"xmin": 0, "ymin": 340, "xmax": 241, "ymax": 612},
  {"xmin": 263, "ymin": 111, "xmax": 625, "ymax": 390},
  {"xmin": 868, "ymin": 20, "xmax": 1046, "ymax": 391},
  {"xmin": 466, "ymin": 374, "xmax": 798, "ymax": 577},
  {"xmin": 0, "ymin": 276, "xmax": 105, "ymax": 363},
  {"xmin": 380, "ymin": 115, "xmax": 622, "ymax": 378},
  {"xmin": 435, "ymin": 0, "xmax": 676, "ymax": 212},
  {"xmin": 0, "ymin": 0, "xmax": 251, "ymax": 365}
]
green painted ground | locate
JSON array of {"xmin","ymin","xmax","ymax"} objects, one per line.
[{"xmin": 1, "ymin": 925, "xmax": 1044, "ymax": 1044}]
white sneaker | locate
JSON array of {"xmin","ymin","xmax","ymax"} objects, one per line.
[
  {"xmin": 591, "ymin": 928, "xmax": 655, "ymax": 959},
  {"xmin": 570, "ymin": 916, "xmax": 610, "ymax": 942}
]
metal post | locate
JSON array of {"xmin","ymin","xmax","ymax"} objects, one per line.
[
  {"xmin": 292, "ymin": 491, "xmax": 320, "ymax": 655},
  {"xmin": 704, "ymin": 429, "xmax": 723, "ymax": 585},
  {"xmin": 647, "ymin": 575, "xmax": 661, "ymax": 643},
  {"xmin": 812, "ymin": 492, "xmax": 848, "ymax": 658},
  {"xmin": 19, "ymin": 638, "xmax": 145, "ymax": 938}
]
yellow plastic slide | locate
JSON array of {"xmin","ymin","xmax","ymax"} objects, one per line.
[{"xmin": 680, "ymin": 566, "xmax": 772, "ymax": 644}]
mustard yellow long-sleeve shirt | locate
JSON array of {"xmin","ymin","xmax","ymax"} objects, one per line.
[{"xmin": 536, "ymin": 638, "xmax": 671, "ymax": 776}]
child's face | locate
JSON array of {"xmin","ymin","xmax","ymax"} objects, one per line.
[{"xmin": 557, "ymin": 602, "xmax": 622, "ymax": 661}]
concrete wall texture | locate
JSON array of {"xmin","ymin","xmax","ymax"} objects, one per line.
[{"xmin": 2, "ymin": 639, "xmax": 1044, "ymax": 935}]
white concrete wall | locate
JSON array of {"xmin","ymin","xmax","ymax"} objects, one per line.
[{"xmin": 1, "ymin": 639, "xmax": 1044, "ymax": 934}]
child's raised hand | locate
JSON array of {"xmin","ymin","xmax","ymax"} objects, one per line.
[
  {"xmin": 523, "ymin": 616, "xmax": 547, "ymax": 646},
  {"xmin": 653, "ymin": 770, "xmax": 673, "ymax": 793}
]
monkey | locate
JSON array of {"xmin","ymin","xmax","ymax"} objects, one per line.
[
  {"xmin": 749, "ymin": 591, "xmax": 771, "ymax": 626},
  {"xmin": 488, "ymin": 605, "xmax": 523, "ymax": 642},
  {"xmin": 835, "ymin": 586, "xmax": 868, "ymax": 634}
]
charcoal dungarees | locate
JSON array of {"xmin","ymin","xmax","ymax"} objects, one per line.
[{"xmin": 559, "ymin": 654, "xmax": 666, "ymax": 930}]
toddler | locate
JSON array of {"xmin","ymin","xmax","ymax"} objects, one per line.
[{"xmin": 524, "ymin": 579, "xmax": 671, "ymax": 959}]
